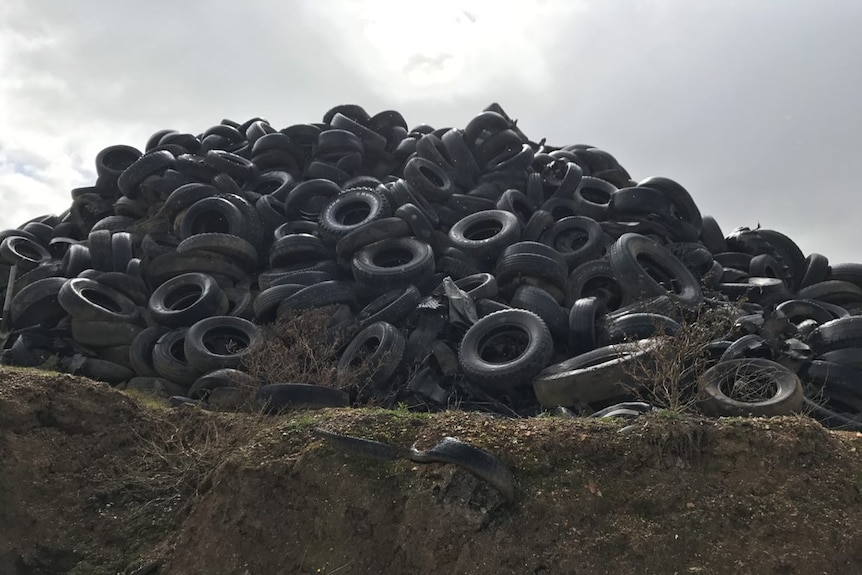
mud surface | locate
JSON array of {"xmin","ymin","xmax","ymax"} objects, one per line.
[{"xmin": 2, "ymin": 367, "xmax": 862, "ymax": 575}]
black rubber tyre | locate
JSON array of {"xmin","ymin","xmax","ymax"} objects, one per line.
[
  {"xmin": 95, "ymin": 145, "xmax": 142, "ymax": 184},
  {"xmin": 572, "ymin": 176, "xmax": 614, "ymax": 221},
  {"xmin": 566, "ymin": 259, "xmax": 626, "ymax": 311},
  {"xmin": 403, "ymin": 311, "xmax": 447, "ymax": 366},
  {"xmin": 130, "ymin": 326, "xmax": 170, "ymax": 377},
  {"xmin": 522, "ymin": 210, "xmax": 555, "ymax": 242},
  {"xmin": 204, "ymin": 149, "xmax": 258, "ymax": 182},
  {"xmin": 808, "ymin": 316, "xmax": 862, "ymax": 354},
  {"xmin": 0, "ymin": 236, "xmax": 52, "ymax": 271},
  {"xmin": 118, "ymin": 150, "xmax": 175, "ymax": 199},
  {"xmin": 540, "ymin": 216, "xmax": 604, "ymax": 270},
  {"xmin": 110, "ymin": 232, "xmax": 133, "ymax": 273},
  {"xmin": 268, "ymin": 233, "xmax": 332, "ymax": 269},
  {"xmin": 256, "ymin": 383, "xmax": 350, "ymax": 413},
  {"xmin": 395, "ymin": 202, "xmax": 436, "ymax": 247},
  {"xmin": 454, "ymin": 273, "xmax": 498, "ymax": 300},
  {"xmin": 78, "ymin": 358, "xmax": 135, "ymax": 385},
  {"xmin": 351, "ymin": 237, "xmax": 435, "ymax": 291},
  {"xmin": 71, "ymin": 319, "xmax": 144, "ymax": 347},
  {"xmin": 152, "ymin": 328, "xmax": 203, "ymax": 386},
  {"xmin": 337, "ymin": 321, "xmax": 406, "ymax": 387},
  {"xmin": 276, "ymin": 281, "xmax": 357, "ymax": 315},
  {"xmin": 608, "ymin": 233, "xmax": 702, "ymax": 307},
  {"xmin": 148, "ymin": 272, "xmax": 228, "ymax": 328},
  {"xmin": 143, "ymin": 252, "xmax": 246, "ymax": 288},
  {"xmin": 637, "ymin": 176, "xmax": 702, "ymax": 230},
  {"xmin": 697, "ymin": 358, "xmax": 803, "ymax": 416},
  {"xmin": 448, "ymin": 210, "xmax": 521, "ymax": 262},
  {"xmin": 802, "ymin": 360, "xmax": 862, "ymax": 402},
  {"xmin": 600, "ymin": 313, "xmax": 680, "ymax": 345},
  {"xmin": 58, "ymin": 278, "xmax": 140, "ymax": 323},
  {"xmin": 284, "ymin": 178, "xmax": 341, "ymax": 221},
  {"xmin": 817, "ymin": 349, "xmax": 862, "ymax": 371},
  {"xmin": 9, "ymin": 277, "xmax": 68, "ymax": 329},
  {"xmin": 802, "ymin": 397, "xmax": 862, "ymax": 431},
  {"xmin": 335, "ymin": 216, "xmax": 410, "ymax": 259},
  {"xmin": 178, "ymin": 196, "xmax": 247, "ymax": 240},
  {"xmin": 318, "ymin": 188, "xmax": 390, "ymax": 243},
  {"xmin": 568, "ymin": 296, "xmax": 607, "ymax": 356},
  {"xmin": 496, "ymin": 189, "xmax": 536, "ymax": 226},
  {"xmin": 403, "ymin": 156, "xmax": 455, "ymax": 203},
  {"xmin": 717, "ymin": 334, "xmax": 772, "ymax": 363},
  {"xmin": 176, "ymin": 233, "xmax": 259, "ymax": 270},
  {"xmin": 509, "ymin": 284, "xmax": 568, "ymax": 341},
  {"xmin": 253, "ymin": 283, "xmax": 305, "ymax": 322},
  {"xmin": 458, "ymin": 309, "xmax": 553, "ymax": 391},
  {"xmin": 609, "ymin": 186, "xmax": 673, "ymax": 218},
  {"xmin": 356, "ymin": 285, "xmax": 422, "ymax": 330},
  {"xmin": 533, "ymin": 339, "xmax": 660, "ymax": 407},
  {"xmin": 699, "ymin": 215, "xmax": 727, "ymax": 254},
  {"xmin": 797, "ymin": 280, "xmax": 862, "ymax": 306},
  {"xmin": 184, "ymin": 316, "xmax": 263, "ymax": 373},
  {"xmin": 87, "ymin": 230, "xmax": 113, "ymax": 272},
  {"xmin": 798, "ymin": 253, "xmax": 830, "ymax": 290}
]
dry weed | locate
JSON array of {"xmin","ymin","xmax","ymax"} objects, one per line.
[{"xmin": 620, "ymin": 302, "xmax": 739, "ymax": 412}]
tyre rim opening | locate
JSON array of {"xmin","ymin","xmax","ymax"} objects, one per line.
[
  {"xmin": 80, "ymin": 288, "xmax": 124, "ymax": 313},
  {"xmin": 349, "ymin": 335, "xmax": 381, "ymax": 368},
  {"xmin": 464, "ymin": 220, "xmax": 504, "ymax": 241},
  {"xmin": 13, "ymin": 242, "xmax": 44, "ymax": 262},
  {"xmin": 192, "ymin": 211, "xmax": 230, "ymax": 235},
  {"xmin": 164, "ymin": 284, "xmax": 203, "ymax": 310},
  {"xmin": 372, "ymin": 247, "xmax": 416, "ymax": 268},
  {"xmin": 637, "ymin": 255, "xmax": 683, "ymax": 294},
  {"xmin": 418, "ymin": 165, "xmax": 446, "ymax": 188},
  {"xmin": 477, "ymin": 326, "xmax": 531, "ymax": 365},
  {"xmin": 719, "ymin": 362, "xmax": 781, "ymax": 403},
  {"xmin": 169, "ymin": 338, "xmax": 190, "ymax": 362},
  {"xmin": 581, "ymin": 277, "xmax": 623, "ymax": 309},
  {"xmin": 580, "ymin": 186, "xmax": 611, "ymax": 205},
  {"xmin": 557, "ymin": 229, "xmax": 590, "ymax": 252},
  {"xmin": 334, "ymin": 201, "xmax": 372, "ymax": 226},
  {"xmin": 202, "ymin": 327, "xmax": 251, "ymax": 356}
]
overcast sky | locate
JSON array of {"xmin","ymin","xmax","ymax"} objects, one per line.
[{"xmin": 2, "ymin": 0, "xmax": 861, "ymax": 263}]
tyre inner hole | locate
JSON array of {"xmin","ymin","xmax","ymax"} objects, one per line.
[
  {"xmin": 202, "ymin": 327, "xmax": 250, "ymax": 355},
  {"xmin": 335, "ymin": 201, "xmax": 372, "ymax": 226},
  {"xmin": 477, "ymin": 327, "xmax": 530, "ymax": 364},
  {"xmin": 255, "ymin": 180, "xmax": 282, "ymax": 195},
  {"xmin": 349, "ymin": 335, "xmax": 381, "ymax": 368},
  {"xmin": 104, "ymin": 150, "xmax": 138, "ymax": 170},
  {"xmin": 165, "ymin": 285, "xmax": 203, "ymax": 310},
  {"xmin": 14, "ymin": 242, "xmax": 43, "ymax": 261},
  {"xmin": 419, "ymin": 165, "xmax": 445, "ymax": 188},
  {"xmin": 372, "ymin": 247, "xmax": 415, "ymax": 268},
  {"xmin": 580, "ymin": 187, "xmax": 611, "ymax": 205},
  {"xmin": 582, "ymin": 277, "xmax": 623, "ymax": 309},
  {"xmin": 637, "ymin": 255, "xmax": 682, "ymax": 294},
  {"xmin": 464, "ymin": 220, "xmax": 503, "ymax": 241},
  {"xmin": 557, "ymin": 230, "xmax": 590, "ymax": 252},
  {"xmin": 81, "ymin": 288, "xmax": 123, "ymax": 313},
  {"xmin": 192, "ymin": 211, "xmax": 230, "ymax": 235},
  {"xmin": 550, "ymin": 205, "xmax": 576, "ymax": 220},
  {"xmin": 719, "ymin": 365, "xmax": 779, "ymax": 402},
  {"xmin": 169, "ymin": 338, "xmax": 189, "ymax": 362}
]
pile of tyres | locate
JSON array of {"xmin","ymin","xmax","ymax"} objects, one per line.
[{"xmin": 2, "ymin": 103, "xmax": 861, "ymax": 430}]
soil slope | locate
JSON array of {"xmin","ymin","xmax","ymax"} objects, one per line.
[{"xmin": 1, "ymin": 367, "xmax": 861, "ymax": 575}]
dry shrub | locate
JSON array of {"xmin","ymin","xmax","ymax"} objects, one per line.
[
  {"xmin": 620, "ymin": 302, "xmax": 739, "ymax": 412},
  {"xmin": 119, "ymin": 408, "xmax": 269, "ymax": 523},
  {"xmin": 241, "ymin": 305, "xmax": 360, "ymax": 389}
]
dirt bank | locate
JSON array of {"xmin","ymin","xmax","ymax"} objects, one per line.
[{"xmin": 1, "ymin": 367, "xmax": 861, "ymax": 575}]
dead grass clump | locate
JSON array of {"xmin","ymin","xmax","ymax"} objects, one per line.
[
  {"xmin": 241, "ymin": 305, "xmax": 360, "ymax": 389},
  {"xmin": 117, "ymin": 408, "xmax": 270, "ymax": 525},
  {"xmin": 621, "ymin": 303, "xmax": 739, "ymax": 412}
]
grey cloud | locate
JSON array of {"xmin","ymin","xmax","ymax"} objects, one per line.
[{"xmin": 1, "ymin": 0, "xmax": 861, "ymax": 264}]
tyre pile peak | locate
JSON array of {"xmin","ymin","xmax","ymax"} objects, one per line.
[{"xmin": 1, "ymin": 103, "xmax": 860, "ymax": 429}]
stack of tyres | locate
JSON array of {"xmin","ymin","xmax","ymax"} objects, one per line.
[{"xmin": 0, "ymin": 103, "xmax": 859, "ymax": 429}]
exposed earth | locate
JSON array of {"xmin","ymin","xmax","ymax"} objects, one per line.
[{"xmin": 2, "ymin": 366, "xmax": 862, "ymax": 575}]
